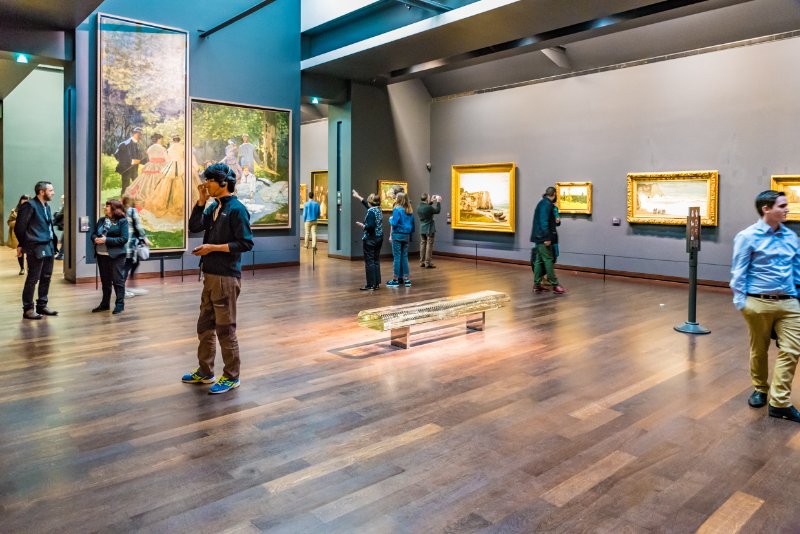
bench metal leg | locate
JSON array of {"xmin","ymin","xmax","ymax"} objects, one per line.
[
  {"xmin": 391, "ymin": 327, "xmax": 410, "ymax": 349},
  {"xmin": 466, "ymin": 312, "xmax": 485, "ymax": 331}
]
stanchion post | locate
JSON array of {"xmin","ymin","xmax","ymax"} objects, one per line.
[{"xmin": 675, "ymin": 207, "xmax": 710, "ymax": 335}]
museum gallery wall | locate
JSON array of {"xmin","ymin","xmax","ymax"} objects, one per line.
[
  {"xmin": 98, "ymin": 14, "xmax": 188, "ymax": 252},
  {"xmin": 428, "ymin": 34, "xmax": 800, "ymax": 283}
]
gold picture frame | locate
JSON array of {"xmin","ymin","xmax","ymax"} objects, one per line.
[
  {"xmin": 451, "ymin": 163, "xmax": 516, "ymax": 233},
  {"xmin": 311, "ymin": 170, "xmax": 329, "ymax": 224},
  {"xmin": 299, "ymin": 183, "xmax": 307, "ymax": 210},
  {"xmin": 556, "ymin": 181, "xmax": 592, "ymax": 215},
  {"xmin": 378, "ymin": 180, "xmax": 409, "ymax": 212},
  {"xmin": 771, "ymin": 175, "xmax": 800, "ymax": 222},
  {"xmin": 627, "ymin": 170, "xmax": 719, "ymax": 226}
]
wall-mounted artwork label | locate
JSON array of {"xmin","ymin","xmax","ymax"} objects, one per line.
[
  {"xmin": 451, "ymin": 163, "xmax": 516, "ymax": 233},
  {"xmin": 378, "ymin": 180, "xmax": 409, "ymax": 212},
  {"xmin": 311, "ymin": 170, "xmax": 328, "ymax": 224},
  {"xmin": 556, "ymin": 181, "xmax": 592, "ymax": 215},
  {"xmin": 627, "ymin": 170, "xmax": 719, "ymax": 226},
  {"xmin": 771, "ymin": 175, "xmax": 800, "ymax": 222},
  {"xmin": 98, "ymin": 14, "xmax": 189, "ymax": 251},
  {"xmin": 191, "ymin": 99, "xmax": 292, "ymax": 229}
]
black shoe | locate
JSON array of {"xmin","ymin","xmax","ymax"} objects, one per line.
[
  {"xmin": 748, "ymin": 390, "xmax": 768, "ymax": 408},
  {"xmin": 768, "ymin": 405, "xmax": 800, "ymax": 423},
  {"xmin": 92, "ymin": 305, "xmax": 110, "ymax": 313},
  {"xmin": 112, "ymin": 304, "xmax": 124, "ymax": 315},
  {"xmin": 359, "ymin": 285, "xmax": 373, "ymax": 291},
  {"xmin": 18, "ymin": 269, "xmax": 25, "ymax": 276},
  {"xmin": 427, "ymin": 264, "xmax": 436, "ymax": 269},
  {"xmin": 55, "ymin": 254, "xmax": 64, "ymax": 260},
  {"xmin": 23, "ymin": 309, "xmax": 42, "ymax": 320},
  {"xmin": 36, "ymin": 307, "xmax": 58, "ymax": 316}
]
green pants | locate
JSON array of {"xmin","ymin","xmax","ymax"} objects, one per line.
[
  {"xmin": 741, "ymin": 296, "xmax": 800, "ymax": 408},
  {"xmin": 533, "ymin": 243, "xmax": 559, "ymax": 287}
]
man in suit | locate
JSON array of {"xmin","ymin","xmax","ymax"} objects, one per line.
[
  {"xmin": 114, "ymin": 127, "xmax": 145, "ymax": 194},
  {"xmin": 417, "ymin": 193, "xmax": 441, "ymax": 268},
  {"xmin": 15, "ymin": 181, "xmax": 59, "ymax": 320}
]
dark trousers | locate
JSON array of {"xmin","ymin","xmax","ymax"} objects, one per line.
[
  {"xmin": 121, "ymin": 168, "xmax": 137, "ymax": 194},
  {"xmin": 97, "ymin": 254, "xmax": 126, "ymax": 307},
  {"xmin": 17, "ymin": 254, "xmax": 25, "ymax": 270},
  {"xmin": 363, "ymin": 237, "xmax": 383, "ymax": 287},
  {"xmin": 22, "ymin": 251, "xmax": 54, "ymax": 311}
]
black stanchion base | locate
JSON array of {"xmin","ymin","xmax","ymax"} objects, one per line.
[{"xmin": 674, "ymin": 321, "xmax": 710, "ymax": 335}]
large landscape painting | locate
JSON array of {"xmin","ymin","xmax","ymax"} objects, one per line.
[
  {"xmin": 98, "ymin": 14, "xmax": 188, "ymax": 251},
  {"xmin": 451, "ymin": 163, "xmax": 515, "ymax": 233},
  {"xmin": 627, "ymin": 171, "xmax": 719, "ymax": 226}
]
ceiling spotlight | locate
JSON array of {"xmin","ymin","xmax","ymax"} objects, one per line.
[
  {"xmin": 16, "ymin": 53, "xmax": 29, "ymax": 64},
  {"xmin": 310, "ymin": 97, "xmax": 320, "ymax": 104}
]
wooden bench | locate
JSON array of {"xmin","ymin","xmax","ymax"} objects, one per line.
[{"xmin": 357, "ymin": 290, "xmax": 510, "ymax": 349}]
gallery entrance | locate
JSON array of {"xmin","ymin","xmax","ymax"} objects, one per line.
[{"xmin": 0, "ymin": 58, "xmax": 66, "ymax": 287}]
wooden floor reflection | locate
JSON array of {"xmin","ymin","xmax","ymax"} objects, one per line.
[{"xmin": 1, "ymin": 246, "xmax": 799, "ymax": 532}]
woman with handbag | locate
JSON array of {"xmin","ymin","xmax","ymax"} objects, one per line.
[
  {"xmin": 122, "ymin": 195, "xmax": 150, "ymax": 296},
  {"xmin": 92, "ymin": 199, "xmax": 129, "ymax": 314},
  {"xmin": 7, "ymin": 195, "xmax": 29, "ymax": 275},
  {"xmin": 352, "ymin": 189, "xmax": 383, "ymax": 290}
]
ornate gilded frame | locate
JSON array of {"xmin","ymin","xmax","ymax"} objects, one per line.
[
  {"xmin": 451, "ymin": 162, "xmax": 516, "ymax": 233},
  {"xmin": 771, "ymin": 175, "xmax": 800, "ymax": 222},
  {"xmin": 378, "ymin": 179, "xmax": 409, "ymax": 212},
  {"xmin": 311, "ymin": 170, "xmax": 328, "ymax": 224},
  {"xmin": 627, "ymin": 170, "xmax": 719, "ymax": 226},
  {"xmin": 556, "ymin": 181, "xmax": 592, "ymax": 215}
]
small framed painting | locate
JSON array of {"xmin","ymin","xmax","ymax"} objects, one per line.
[{"xmin": 556, "ymin": 182, "xmax": 592, "ymax": 215}]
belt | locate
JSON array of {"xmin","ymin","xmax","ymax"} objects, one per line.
[{"xmin": 747, "ymin": 293, "xmax": 794, "ymax": 300}]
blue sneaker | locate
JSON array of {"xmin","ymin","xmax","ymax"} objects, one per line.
[
  {"xmin": 209, "ymin": 376, "xmax": 240, "ymax": 394},
  {"xmin": 404, "ymin": 279, "xmax": 412, "ymax": 287},
  {"xmin": 386, "ymin": 279, "xmax": 400, "ymax": 288},
  {"xmin": 182, "ymin": 368, "xmax": 215, "ymax": 384}
]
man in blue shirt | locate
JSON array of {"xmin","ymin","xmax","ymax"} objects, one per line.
[
  {"xmin": 303, "ymin": 191, "xmax": 321, "ymax": 250},
  {"xmin": 731, "ymin": 190, "xmax": 800, "ymax": 423}
]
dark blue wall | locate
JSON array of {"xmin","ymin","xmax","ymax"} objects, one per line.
[{"xmin": 69, "ymin": 0, "xmax": 300, "ymax": 280}]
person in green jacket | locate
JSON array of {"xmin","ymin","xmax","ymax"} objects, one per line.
[{"xmin": 417, "ymin": 193, "xmax": 441, "ymax": 268}]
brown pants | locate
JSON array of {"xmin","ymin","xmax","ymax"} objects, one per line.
[
  {"xmin": 420, "ymin": 233, "xmax": 435, "ymax": 266},
  {"xmin": 197, "ymin": 273, "xmax": 241, "ymax": 380},
  {"xmin": 741, "ymin": 296, "xmax": 800, "ymax": 408}
]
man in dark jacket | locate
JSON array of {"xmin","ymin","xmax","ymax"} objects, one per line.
[
  {"xmin": 531, "ymin": 186, "xmax": 566, "ymax": 294},
  {"xmin": 417, "ymin": 193, "xmax": 441, "ymax": 268},
  {"xmin": 114, "ymin": 127, "xmax": 145, "ymax": 194},
  {"xmin": 15, "ymin": 181, "xmax": 59, "ymax": 319},
  {"xmin": 183, "ymin": 163, "xmax": 254, "ymax": 395}
]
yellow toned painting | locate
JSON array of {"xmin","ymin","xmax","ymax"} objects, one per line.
[
  {"xmin": 627, "ymin": 170, "xmax": 718, "ymax": 226},
  {"xmin": 452, "ymin": 163, "xmax": 515, "ymax": 233},
  {"xmin": 378, "ymin": 180, "xmax": 408, "ymax": 212},
  {"xmin": 299, "ymin": 183, "xmax": 307, "ymax": 210},
  {"xmin": 556, "ymin": 182, "xmax": 592, "ymax": 214},
  {"xmin": 771, "ymin": 175, "xmax": 800, "ymax": 221},
  {"xmin": 311, "ymin": 170, "xmax": 328, "ymax": 224}
]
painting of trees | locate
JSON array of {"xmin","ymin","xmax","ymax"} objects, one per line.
[{"xmin": 98, "ymin": 15, "xmax": 188, "ymax": 251}]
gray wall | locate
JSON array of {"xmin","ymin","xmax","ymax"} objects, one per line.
[
  {"xmin": 3, "ymin": 69, "xmax": 64, "ymax": 230},
  {"xmin": 430, "ymin": 35, "xmax": 800, "ymax": 282}
]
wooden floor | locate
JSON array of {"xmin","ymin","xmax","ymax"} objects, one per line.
[{"xmin": 1, "ymin": 246, "xmax": 799, "ymax": 533}]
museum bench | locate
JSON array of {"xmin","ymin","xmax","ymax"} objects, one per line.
[{"xmin": 357, "ymin": 290, "xmax": 510, "ymax": 349}]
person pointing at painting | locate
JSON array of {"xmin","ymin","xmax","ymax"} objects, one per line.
[{"xmin": 531, "ymin": 186, "xmax": 566, "ymax": 294}]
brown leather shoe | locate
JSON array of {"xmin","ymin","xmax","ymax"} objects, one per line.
[
  {"xmin": 23, "ymin": 309, "xmax": 42, "ymax": 320},
  {"xmin": 36, "ymin": 307, "xmax": 58, "ymax": 316}
]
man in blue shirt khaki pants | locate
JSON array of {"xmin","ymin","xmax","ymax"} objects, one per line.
[
  {"xmin": 731, "ymin": 190, "xmax": 800, "ymax": 423},
  {"xmin": 303, "ymin": 191, "xmax": 321, "ymax": 250}
]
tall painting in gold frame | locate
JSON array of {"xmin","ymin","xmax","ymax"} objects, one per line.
[
  {"xmin": 378, "ymin": 179, "xmax": 408, "ymax": 212},
  {"xmin": 556, "ymin": 182, "xmax": 592, "ymax": 215},
  {"xmin": 299, "ymin": 183, "xmax": 307, "ymax": 210},
  {"xmin": 311, "ymin": 170, "xmax": 328, "ymax": 224},
  {"xmin": 771, "ymin": 175, "xmax": 800, "ymax": 222},
  {"xmin": 627, "ymin": 170, "xmax": 719, "ymax": 226},
  {"xmin": 451, "ymin": 163, "xmax": 516, "ymax": 233}
]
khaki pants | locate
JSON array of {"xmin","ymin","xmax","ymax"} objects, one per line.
[
  {"xmin": 741, "ymin": 296, "xmax": 800, "ymax": 407},
  {"xmin": 304, "ymin": 221, "xmax": 317, "ymax": 249},
  {"xmin": 420, "ymin": 233, "xmax": 435, "ymax": 266},
  {"xmin": 197, "ymin": 273, "xmax": 241, "ymax": 380}
]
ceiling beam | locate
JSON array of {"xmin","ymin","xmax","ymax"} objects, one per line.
[
  {"xmin": 199, "ymin": 0, "xmax": 278, "ymax": 39},
  {"xmin": 393, "ymin": 0, "xmax": 453, "ymax": 13}
]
